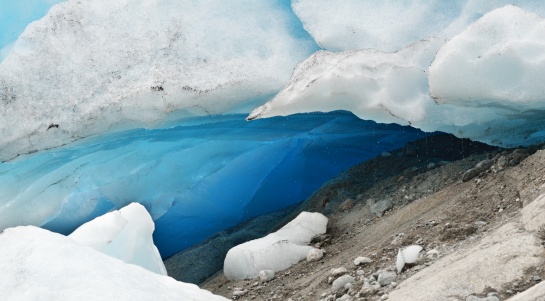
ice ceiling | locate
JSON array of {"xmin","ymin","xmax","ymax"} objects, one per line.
[{"xmin": 1, "ymin": 0, "xmax": 545, "ymax": 258}]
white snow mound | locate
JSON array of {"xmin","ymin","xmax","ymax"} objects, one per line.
[
  {"xmin": 224, "ymin": 211, "xmax": 328, "ymax": 280},
  {"xmin": 69, "ymin": 202, "xmax": 166, "ymax": 275},
  {"xmin": 0, "ymin": 226, "xmax": 228, "ymax": 301}
]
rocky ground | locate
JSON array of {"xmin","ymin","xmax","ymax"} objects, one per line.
[{"xmin": 196, "ymin": 134, "xmax": 545, "ymax": 301}]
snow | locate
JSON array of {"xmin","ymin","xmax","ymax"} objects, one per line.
[
  {"xmin": 0, "ymin": 0, "xmax": 317, "ymax": 161},
  {"xmin": 69, "ymin": 203, "xmax": 167, "ymax": 275},
  {"xmin": 250, "ymin": 5, "xmax": 545, "ymax": 147},
  {"xmin": 0, "ymin": 226, "xmax": 229, "ymax": 301},
  {"xmin": 0, "ymin": 112, "xmax": 428, "ymax": 258},
  {"xmin": 224, "ymin": 211, "xmax": 328, "ymax": 280}
]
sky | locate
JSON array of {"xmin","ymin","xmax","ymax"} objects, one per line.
[{"xmin": 0, "ymin": 0, "xmax": 64, "ymax": 51}]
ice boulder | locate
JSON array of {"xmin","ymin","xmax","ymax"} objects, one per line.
[
  {"xmin": 69, "ymin": 203, "xmax": 166, "ymax": 275},
  {"xmin": 0, "ymin": 226, "xmax": 228, "ymax": 301},
  {"xmin": 0, "ymin": 0, "xmax": 317, "ymax": 161},
  {"xmin": 396, "ymin": 245, "xmax": 423, "ymax": 273},
  {"xmin": 224, "ymin": 211, "xmax": 328, "ymax": 280}
]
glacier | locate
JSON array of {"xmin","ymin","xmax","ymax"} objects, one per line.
[
  {"xmin": 0, "ymin": 112, "xmax": 428, "ymax": 258},
  {"xmin": 251, "ymin": 5, "xmax": 545, "ymax": 147},
  {"xmin": 2, "ymin": 0, "xmax": 545, "ymax": 290}
]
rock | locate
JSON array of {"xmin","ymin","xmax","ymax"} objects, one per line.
[
  {"xmin": 307, "ymin": 248, "xmax": 324, "ymax": 262},
  {"xmin": 354, "ymin": 256, "xmax": 374, "ymax": 266},
  {"xmin": 506, "ymin": 280, "xmax": 545, "ymax": 301},
  {"xmin": 382, "ymin": 151, "xmax": 392, "ymax": 157},
  {"xmin": 370, "ymin": 200, "xmax": 393, "ymax": 217},
  {"xmin": 332, "ymin": 275, "xmax": 356, "ymax": 292},
  {"xmin": 336, "ymin": 294, "xmax": 352, "ymax": 301},
  {"xmin": 388, "ymin": 221, "xmax": 543, "ymax": 300},
  {"xmin": 474, "ymin": 221, "xmax": 487, "ymax": 227},
  {"xmin": 330, "ymin": 267, "xmax": 349, "ymax": 278},
  {"xmin": 462, "ymin": 159, "xmax": 494, "ymax": 182},
  {"xmin": 427, "ymin": 162, "xmax": 436, "ymax": 169},
  {"xmin": 340, "ymin": 199, "xmax": 355, "ymax": 212},
  {"xmin": 258, "ymin": 270, "xmax": 275, "ymax": 282},
  {"xmin": 465, "ymin": 296, "xmax": 499, "ymax": 301},
  {"xmin": 232, "ymin": 289, "xmax": 248, "ymax": 299},
  {"xmin": 377, "ymin": 271, "xmax": 396, "ymax": 287}
]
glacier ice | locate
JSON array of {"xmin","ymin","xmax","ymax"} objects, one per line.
[
  {"xmin": 0, "ymin": 0, "xmax": 317, "ymax": 161},
  {"xmin": 430, "ymin": 5, "xmax": 545, "ymax": 108},
  {"xmin": 292, "ymin": 0, "xmax": 545, "ymax": 52},
  {"xmin": 0, "ymin": 226, "xmax": 228, "ymax": 301},
  {"xmin": 0, "ymin": 112, "xmax": 429, "ymax": 258},
  {"xmin": 292, "ymin": 0, "xmax": 465, "ymax": 52},
  {"xmin": 250, "ymin": 5, "xmax": 545, "ymax": 147},
  {"xmin": 223, "ymin": 211, "xmax": 327, "ymax": 280},
  {"xmin": 396, "ymin": 245, "xmax": 423, "ymax": 273},
  {"xmin": 69, "ymin": 202, "xmax": 167, "ymax": 275}
]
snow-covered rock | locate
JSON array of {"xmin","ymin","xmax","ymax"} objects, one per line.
[
  {"xmin": 69, "ymin": 203, "xmax": 166, "ymax": 275},
  {"xmin": 223, "ymin": 211, "xmax": 328, "ymax": 280},
  {"xmin": 0, "ymin": 0, "xmax": 316, "ymax": 161},
  {"xmin": 0, "ymin": 226, "xmax": 228, "ymax": 301}
]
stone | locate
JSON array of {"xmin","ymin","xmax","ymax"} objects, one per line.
[
  {"xmin": 332, "ymin": 275, "xmax": 356, "ymax": 292},
  {"xmin": 340, "ymin": 199, "xmax": 356, "ymax": 212},
  {"xmin": 506, "ymin": 280, "xmax": 545, "ymax": 301},
  {"xmin": 354, "ymin": 256, "xmax": 374, "ymax": 266},
  {"xmin": 307, "ymin": 248, "xmax": 324, "ymax": 262},
  {"xmin": 336, "ymin": 294, "xmax": 352, "ymax": 301},
  {"xmin": 465, "ymin": 296, "xmax": 499, "ymax": 301},
  {"xmin": 377, "ymin": 271, "xmax": 396, "ymax": 287},
  {"xmin": 370, "ymin": 200, "xmax": 393, "ymax": 217},
  {"xmin": 258, "ymin": 270, "xmax": 275, "ymax": 282},
  {"xmin": 330, "ymin": 267, "xmax": 349, "ymax": 278}
]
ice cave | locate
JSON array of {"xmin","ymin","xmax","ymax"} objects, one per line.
[{"xmin": 2, "ymin": 0, "xmax": 545, "ymax": 300}]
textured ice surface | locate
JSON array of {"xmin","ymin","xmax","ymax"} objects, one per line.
[
  {"xmin": 292, "ymin": 0, "xmax": 465, "ymax": 52},
  {"xmin": 0, "ymin": 112, "xmax": 429, "ymax": 258},
  {"xmin": 0, "ymin": 0, "xmax": 317, "ymax": 161},
  {"xmin": 250, "ymin": 5, "xmax": 545, "ymax": 147},
  {"xmin": 69, "ymin": 203, "xmax": 166, "ymax": 275},
  {"xmin": 0, "ymin": 226, "xmax": 228, "ymax": 301},
  {"xmin": 292, "ymin": 0, "xmax": 545, "ymax": 52},
  {"xmin": 224, "ymin": 211, "xmax": 327, "ymax": 280}
]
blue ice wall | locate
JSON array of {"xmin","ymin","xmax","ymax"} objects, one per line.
[{"xmin": 0, "ymin": 112, "xmax": 429, "ymax": 258}]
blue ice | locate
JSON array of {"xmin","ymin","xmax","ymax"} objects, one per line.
[{"xmin": 0, "ymin": 112, "xmax": 429, "ymax": 258}]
